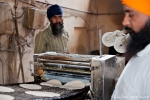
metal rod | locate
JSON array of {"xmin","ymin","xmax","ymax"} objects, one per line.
[
  {"xmin": 44, "ymin": 63, "xmax": 91, "ymax": 70},
  {"xmin": 38, "ymin": 59, "xmax": 90, "ymax": 66},
  {"xmin": 44, "ymin": 68, "xmax": 91, "ymax": 75},
  {"xmin": 38, "ymin": 54, "xmax": 95, "ymax": 62},
  {"xmin": 99, "ymin": 29, "xmax": 103, "ymax": 57}
]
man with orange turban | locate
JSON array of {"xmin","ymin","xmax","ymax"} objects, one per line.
[{"xmin": 112, "ymin": 0, "xmax": 150, "ymax": 100}]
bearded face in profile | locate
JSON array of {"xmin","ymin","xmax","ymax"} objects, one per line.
[{"xmin": 124, "ymin": 18, "xmax": 150, "ymax": 61}]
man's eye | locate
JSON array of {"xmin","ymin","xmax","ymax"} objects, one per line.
[
  {"xmin": 59, "ymin": 16, "xmax": 62, "ymax": 18},
  {"xmin": 129, "ymin": 14, "xmax": 134, "ymax": 17}
]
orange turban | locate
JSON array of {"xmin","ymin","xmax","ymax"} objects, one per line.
[{"xmin": 122, "ymin": 0, "xmax": 150, "ymax": 16}]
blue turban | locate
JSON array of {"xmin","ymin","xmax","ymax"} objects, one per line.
[{"xmin": 47, "ymin": 4, "xmax": 63, "ymax": 20}]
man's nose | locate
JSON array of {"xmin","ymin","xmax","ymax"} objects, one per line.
[
  {"xmin": 56, "ymin": 17, "xmax": 61, "ymax": 23},
  {"xmin": 122, "ymin": 16, "xmax": 130, "ymax": 27}
]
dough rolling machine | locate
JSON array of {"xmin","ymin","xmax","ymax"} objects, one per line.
[
  {"xmin": 32, "ymin": 53, "xmax": 92, "ymax": 84},
  {"xmin": 31, "ymin": 52, "xmax": 125, "ymax": 100}
]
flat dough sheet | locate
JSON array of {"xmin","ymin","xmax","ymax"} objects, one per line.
[
  {"xmin": 19, "ymin": 84, "xmax": 42, "ymax": 90},
  {"xmin": 60, "ymin": 80, "xmax": 85, "ymax": 90},
  {"xmin": 0, "ymin": 94, "xmax": 14, "ymax": 100},
  {"xmin": 0, "ymin": 86, "xmax": 14, "ymax": 92},
  {"xmin": 40, "ymin": 79, "xmax": 62, "ymax": 87},
  {"xmin": 25, "ymin": 91, "xmax": 60, "ymax": 97}
]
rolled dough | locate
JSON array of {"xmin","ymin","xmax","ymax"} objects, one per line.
[
  {"xmin": 0, "ymin": 94, "xmax": 14, "ymax": 100},
  {"xmin": 0, "ymin": 86, "xmax": 14, "ymax": 92},
  {"xmin": 60, "ymin": 80, "xmax": 85, "ymax": 90},
  {"xmin": 25, "ymin": 91, "xmax": 60, "ymax": 97},
  {"xmin": 40, "ymin": 79, "xmax": 62, "ymax": 87},
  {"xmin": 19, "ymin": 84, "xmax": 42, "ymax": 90}
]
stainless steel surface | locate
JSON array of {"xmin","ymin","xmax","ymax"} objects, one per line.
[
  {"xmin": 91, "ymin": 55, "xmax": 116, "ymax": 100},
  {"xmin": 38, "ymin": 53, "xmax": 95, "ymax": 62},
  {"xmin": 99, "ymin": 29, "xmax": 103, "ymax": 57},
  {"xmin": 44, "ymin": 63, "xmax": 90, "ymax": 70},
  {"xmin": 115, "ymin": 57, "xmax": 125, "ymax": 83}
]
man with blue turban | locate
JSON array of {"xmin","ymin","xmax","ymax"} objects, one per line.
[{"xmin": 34, "ymin": 4, "xmax": 69, "ymax": 53}]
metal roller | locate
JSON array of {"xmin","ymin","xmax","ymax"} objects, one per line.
[
  {"xmin": 38, "ymin": 59, "xmax": 91, "ymax": 66},
  {"xmin": 43, "ymin": 63, "xmax": 91, "ymax": 71}
]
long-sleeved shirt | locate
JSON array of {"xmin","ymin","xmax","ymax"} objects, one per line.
[
  {"xmin": 111, "ymin": 44, "xmax": 150, "ymax": 100},
  {"xmin": 34, "ymin": 25, "xmax": 69, "ymax": 53}
]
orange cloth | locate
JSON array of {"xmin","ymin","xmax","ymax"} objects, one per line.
[{"xmin": 122, "ymin": 0, "xmax": 150, "ymax": 16}]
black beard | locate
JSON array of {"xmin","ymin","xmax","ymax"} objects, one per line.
[
  {"xmin": 124, "ymin": 19, "xmax": 150, "ymax": 61},
  {"xmin": 50, "ymin": 22, "xmax": 64, "ymax": 36}
]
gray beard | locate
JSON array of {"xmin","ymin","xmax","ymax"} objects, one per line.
[{"xmin": 50, "ymin": 22, "xmax": 64, "ymax": 36}]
